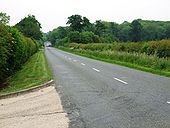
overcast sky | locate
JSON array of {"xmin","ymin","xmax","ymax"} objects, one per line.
[{"xmin": 0, "ymin": 0, "xmax": 170, "ymax": 32}]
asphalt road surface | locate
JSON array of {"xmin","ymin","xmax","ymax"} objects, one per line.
[{"xmin": 45, "ymin": 47, "xmax": 170, "ymax": 128}]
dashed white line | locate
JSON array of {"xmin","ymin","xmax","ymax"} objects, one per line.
[
  {"xmin": 92, "ymin": 68, "xmax": 100, "ymax": 72},
  {"xmin": 167, "ymin": 101, "xmax": 170, "ymax": 104},
  {"xmin": 81, "ymin": 63, "xmax": 86, "ymax": 66},
  {"xmin": 113, "ymin": 77, "xmax": 128, "ymax": 84},
  {"xmin": 73, "ymin": 60, "xmax": 77, "ymax": 62},
  {"xmin": 68, "ymin": 58, "xmax": 72, "ymax": 60}
]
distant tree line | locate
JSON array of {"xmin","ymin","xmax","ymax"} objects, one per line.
[
  {"xmin": 0, "ymin": 12, "xmax": 42, "ymax": 84},
  {"xmin": 46, "ymin": 14, "xmax": 170, "ymax": 46}
]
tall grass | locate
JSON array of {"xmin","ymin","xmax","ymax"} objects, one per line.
[
  {"xmin": 59, "ymin": 41, "xmax": 170, "ymax": 77},
  {"xmin": 68, "ymin": 40, "xmax": 170, "ymax": 58}
]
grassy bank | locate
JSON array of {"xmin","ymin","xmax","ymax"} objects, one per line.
[
  {"xmin": 0, "ymin": 50, "xmax": 53, "ymax": 95},
  {"xmin": 58, "ymin": 46, "xmax": 170, "ymax": 77}
]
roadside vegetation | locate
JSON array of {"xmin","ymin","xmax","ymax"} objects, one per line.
[
  {"xmin": 58, "ymin": 40, "xmax": 170, "ymax": 77},
  {"xmin": 0, "ymin": 12, "xmax": 47, "ymax": 93},
  {"xmin": 46, "ymin": 14, "xmax": 170, "ymax": 46},
  {"xmin": 0, "ymin": 50, "xmax": 52, "ymax": 95},
  {"xmin": 45, "ymin": 14, "xmax": 170, "ymax": 77}
]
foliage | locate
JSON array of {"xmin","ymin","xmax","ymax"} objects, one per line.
[
  {"xmin": 68, "ymin": 31, "xmax": 81, "ymax": 43},
  {"xmin": 46, "ymin": 14, "xmax": 170, "ymax": 45},
  {"xmin": 15, "ymin": 15, "xmax": 42, "ymax": 40},
  {"xmin": 0, "ymin": 12, "xmax": 10, "ymax": 25},
  {"xmin": 67, "ymin": 14, "xmax": 91, "ymax": 32},
  {"xmin": 0, "ymin": 50, "xmax": 52, "ymax": 94},
  {"xmin": 130, "ymin": 20, "xmax": 143, "ymax": 42},
  {"xmin": 67, "ymin": 40, "xmax": 170, "ymax": 58},
  {"xmin": 0, "ymin": 23, "xmax": 38, "ymax": 83},
  {"xmin": 47, "ymin": 27, "xmax": 68, "ymax": 46},
  {"xmin": 59, "ymin": 46, "xmax": 170, "ymax": 77},
  {"xmin": 94, "ymin": 20, "xmax": 106, "ymax": 36}
]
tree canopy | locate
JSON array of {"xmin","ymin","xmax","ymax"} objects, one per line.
[
  {"xmin": 0, "ymin": 12, "xmax": 10, "ymax": 25},
  {"xmin": 130, "ymin": 20, "xmax": 143, "ymax": 42},
  {"xmin": 15, "ymin": 15, "xmax": 42, "ymax": 40},
  {"xmin": 46, "ymin": 14, "xmax": 170, "ymax": 46}
]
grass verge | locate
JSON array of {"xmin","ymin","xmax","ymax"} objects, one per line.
[
  {"xmin": 0, "ymin": 49, "xmax": 53, "ymax": 95},
  {"xmin": 58, "ymin": 47, "xmax": 170, "ymax": 77}
]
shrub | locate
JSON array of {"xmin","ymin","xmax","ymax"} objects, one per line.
[
  {"xmin": 67, "ymin": 40, "xmax": 170, "ymax": 58},
  {"xmin": 0, "ymin": 23, "xmax": 38, "ymax": 83}
]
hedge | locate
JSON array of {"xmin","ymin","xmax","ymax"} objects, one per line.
[
  {"xmin": 67, "ymin": 40, "xmax": 170, "ymax": 58},
  {"xmin": 0, "ymin": 23, "xmax": 38, "ymax": 83}
]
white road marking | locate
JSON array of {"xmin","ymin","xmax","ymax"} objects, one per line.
[
  {"xmin": 92, "ymin": 68, "xmax": 100, "ymax": 72},
  {"xmin": 68, "ymin": 58, "xmax": 72, "ymax": 60},
  {"xmin": 73, "ymin": 60, "xmax": 78, "ymax": 62},
  {"xmin": 113, "ymin": 77, "xmax": 128, "ymax": 84},
  {"xmin": 167, "ymin": 101, "xmax": 170, "ymax": 104},
  {"xmin": 81, "ymin": 63, "xmax": 86, "ymax": 66}
]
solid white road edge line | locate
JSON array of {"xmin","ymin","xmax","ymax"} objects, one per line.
[
  {"xmin": 81, "ymin": 63, "xmax": 86, "ymax": 66},
  {"xmin": 113, "ymin": 77, "xmax": 128, "ymax": 84},
  {"xmin": 92, "ymin": 68, "xmax": 100, "ymax": 72}
]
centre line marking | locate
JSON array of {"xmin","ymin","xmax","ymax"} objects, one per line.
[
  {"xmin": 92, "ymin": 68, "xmax": 100, "ymax": 72},
  {"xmin": 73, "ymin": 60, "xmax": 77, "ymax": 62},
  {"xmin": 167, "ymin": 101, "xmax": 170, "ymax": 104},
  {"xmin": 113, "ymin": 77, "xmax": 128, "ymax": 84},
  {"xmin": 81, "ymin": 63, "xmax": 86, "ymax": 66}
]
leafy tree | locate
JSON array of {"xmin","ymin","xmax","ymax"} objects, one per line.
[
  {"xmin": 47, "ymin": 15, "xmax": 170, "ymax": 44},
  {"xmin": 15, "ymin": 15, "xmax": 42, "ymax": 40},
  {"xmin": 110, "ymin": 22, "xmax": 119, "ymax": 38},
  {"xmin": 0, "ymin": 12, "xmax": 10, "ymax": 25},
  {"xmin": 82, "ymin": 17, "xmax": 93, "ymax": 31},
  {"xmin": 68, "ymin": 31, "xmax": 81, "ymax": 43},
  {"xmin": 67, "ymin": 15, "xmax": 83, "ymax": 32},
  {"xmin": 94, "ymin": 20, "xmax": 106, "ymax": 36},
  {"xmin": 130, "ymin": 20, "xmax": 143, "ymax": 42},
  {"xmin": 118, "ymin": 21, "xmax": 131, "ymax": 42},
  {"xmin": 67, "ymin": 14, "xmax": 92, "ymax": 32},
  {"xmin": 165, "ymin": 24, "xmax": 170, "ymax": 39},
  {"xmin": 46, "ymin": 27, "xmax": 68, "ymax": 46}
]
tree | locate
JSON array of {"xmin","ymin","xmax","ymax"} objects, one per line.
[
  {"xmin": 67, "ymin": 15, "xmax": 83, "ymax": 32},
  {"xmin": 0, "ymin": 12, "xmax": 10, "ymax": 25},
  {"xmin": 94, "ymin": 20, "xmax": 106, "ymax": 36},
  {"xmin": 130, "ymin": 20, "xmax": 143, "ymax": 42},
  {"xmin": 82, "ymin": 17, "xmax": 93, "ymax": 31},
  {"xmin": 165, "ymin": 25, "xmax": 170, "ymax": 39},
  {"xmin": 118, "ymin": 21, "xmax": 131, "ymax": 42},
  {"xmin": 67, "ymin": 14, "xmax": 92, "ymax": 32},
  {"xmin": 68, "ymin": 31, "xmax": 81, "ymax": 43},
  {"xmin": 46, "ymin": 26, "xmax": 68, "ymax": 46},
  {"xmin": 15, "ymin": 15, "xmax": 42, "ymax": 40}
]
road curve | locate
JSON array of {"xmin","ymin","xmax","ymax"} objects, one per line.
[{"xmin": 45, "ymin": 47, "xmax": 170, "ymax": 128}]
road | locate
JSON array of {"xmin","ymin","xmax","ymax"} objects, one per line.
[{"xmin": 45, "ymin": 47, "xmax": 170, "ymax": 128}]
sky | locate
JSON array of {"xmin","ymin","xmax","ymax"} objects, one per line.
[{"xmin": 0, "ymin": 0, "xmax": 170, "ymax": 32}]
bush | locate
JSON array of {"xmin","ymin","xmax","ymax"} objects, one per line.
[
  {"xmin": 67, "ymin": 40, "xmax": 170, "ymax": 58},
  {"xmin": 0, "ymin": 23, "xmax": 38, "ymax": 83}
]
